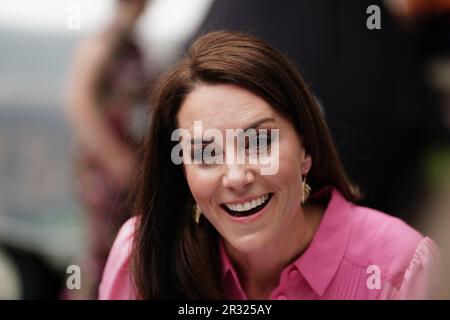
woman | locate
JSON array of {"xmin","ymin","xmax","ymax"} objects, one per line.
[{"xmin": 99, "ymin": 31, "xmax": 440, "ymax": 299}]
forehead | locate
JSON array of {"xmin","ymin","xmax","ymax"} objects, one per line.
[{"xmin": 177, "ymin": 83, "xmax": 276, "ymax": 131}]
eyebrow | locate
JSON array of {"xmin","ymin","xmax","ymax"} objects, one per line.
[{"xmin": 243, "ymin": 117, "xmax": 276, "ymax": 131}]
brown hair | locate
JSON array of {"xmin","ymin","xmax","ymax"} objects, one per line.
[{"xmin": 131, "ymin": 31, "xmax": 359, "ymax": 299}]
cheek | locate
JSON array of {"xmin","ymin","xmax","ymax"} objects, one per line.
[
  {"xmin": 184, "ymin": 166, "xmax": 219, "ymax": 204},
  {"xmin": 276, "ymin": 141, "xmax": 302, "ymax": 182},
  {"xmin": 267, "ymin": 143, "xmax": 303, "ymax": 206},
  {"xmin": 269, "ymin": 157, "xmax": 301, "ymax": 192}
]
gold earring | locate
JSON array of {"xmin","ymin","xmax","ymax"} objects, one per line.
[
  {"xmin": 301, "ymin": 172, "xmax": 311, "ymax": 205},
  {"xmin": 193, "ymin": 204, "xmax": 201, "ymax": 224}
]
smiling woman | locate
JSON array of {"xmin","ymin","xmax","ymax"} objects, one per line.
[{"xmin": 98, "ymin": 31, "xmax": 441, "ymax": 300}]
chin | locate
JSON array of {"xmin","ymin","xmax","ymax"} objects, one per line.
[{"xmin": 225, "ymin": 231, "xmax": 273, "ymax": 254}]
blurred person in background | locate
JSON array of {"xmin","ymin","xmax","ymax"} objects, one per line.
[
  {"xmin": 385, "ymin": 0, "xmax": 450, "ymax": 17},
  {"xmin": 64, "ymin": 0, "xmax": 149, "ymax": 298}
]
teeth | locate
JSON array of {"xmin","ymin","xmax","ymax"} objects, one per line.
[
  {"xmin": 256, "ymin": 197, "xmax": 262, "ymax": 206},
  {"xmin": 224, "ymin": 194, "xmax": 270, "ymax": 212}
]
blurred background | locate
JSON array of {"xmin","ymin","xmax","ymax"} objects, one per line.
[{"xmin": 0, "ymin": 0, "xmax": 449, "ymax": 299}]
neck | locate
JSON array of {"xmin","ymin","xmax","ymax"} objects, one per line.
[{"xmin": 225, "ymin": 204, "xmax": 324, "ymax": 299}]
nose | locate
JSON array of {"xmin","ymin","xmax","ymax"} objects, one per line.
[{"xmin": 222, "ymin": 164, "xmax": 255, "ymax": 191}]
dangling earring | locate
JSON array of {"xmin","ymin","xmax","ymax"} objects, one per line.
[
  {"xmin": 193, "ymin": 204, "xmax": 201, "ymax": 224},
  {"xmin": 301, "ymin": 172, "xmax": 311, "ymax": 205}
]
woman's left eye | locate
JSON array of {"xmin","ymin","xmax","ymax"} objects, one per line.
[{"xmin": 248, "ymin": 133, "xmax": 271, "ymax": 150}]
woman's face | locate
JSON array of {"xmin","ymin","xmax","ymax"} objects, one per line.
[{"xmin": 177, "ymin": 83, "xmax": 312, "ymax": 254}]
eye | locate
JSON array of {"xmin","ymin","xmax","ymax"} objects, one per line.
[
  {"xmin": 190, "ymin": 146, "xmax": 204, "ymax": 162},
  {"xmin": 248, "ymin": 131, "xmax": 272, "ymax": 150},
  {"xmin": 203, "ymin": 147, "xmax": 217, "ymax": 159},
  {"xmin": 190, "ymin": 143, "xmax": 223, "ymax": 167}
]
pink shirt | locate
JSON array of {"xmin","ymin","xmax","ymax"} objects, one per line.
[{"xmin": 99, "ymin": 188, "xmax": 440, "ymax": 299}]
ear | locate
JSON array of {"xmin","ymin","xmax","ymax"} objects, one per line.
[{"xmin": 301, "ymin": 152, "xmax": 312, "ymax": 175}]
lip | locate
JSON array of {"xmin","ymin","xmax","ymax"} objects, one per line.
[
  {"xmin": 222, "ymin": 193, "xmax": 270, "ymax": 206},
  {"xmin": 220, "ymin": 193, "xmax": 274, "ymax": 224}
]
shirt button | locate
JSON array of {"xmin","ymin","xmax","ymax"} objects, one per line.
[
  {"xmin": 289, "ymin": 269, "xmax": 300, "ymax": 279},
  {"xmin": 277, "ymin": 294, "xmax": 287, "ymax": 300}
]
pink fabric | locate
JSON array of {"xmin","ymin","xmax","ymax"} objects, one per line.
[
  {"xmin": 98, "ymin": 189, "xmax": 441, "ymax": 300},
  {"xmin": 98, "ymin": 217, "xmax": 136, "ymax": 300}
]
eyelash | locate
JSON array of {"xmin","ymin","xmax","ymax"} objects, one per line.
[
  {"xmin": 191, "ymin": 147, "xmax": 221, "ymax": 167},
  {"xmin": 247, "ymin": 133, "xmax": 272, "ymax": 150},
  {"xmin": 189, "ymin": 132, "xmax": 273, "ymax": 166}
]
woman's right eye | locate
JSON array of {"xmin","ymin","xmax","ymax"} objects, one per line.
[
  {"xmin": 190, "ymin": 145, "xmax": 222, "ymax": 166},
  {"xmin": 190, "ymin": 148, "xmax": 204, "ymax": 162}
]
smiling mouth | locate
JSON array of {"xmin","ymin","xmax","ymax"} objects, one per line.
[{"xmin": 221, "ymin": 193, "xmax": 273, "ymax": 217}]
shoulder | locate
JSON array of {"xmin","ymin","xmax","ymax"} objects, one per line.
[
  {"xmin": 98, "ymin": 217, "xmax": 138, "ymax": 300},
  {"xmin": 345, "ymin": 204, "xmax": 424, "ymax": 286},
  {"xmin": 391, "ymin": 236, "xmax": 442, "ymax": 299}
]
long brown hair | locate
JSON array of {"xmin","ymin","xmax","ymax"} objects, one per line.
[{"xmin": 131, "ymin": 31, "xmax": 359, "ymax": 299}]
